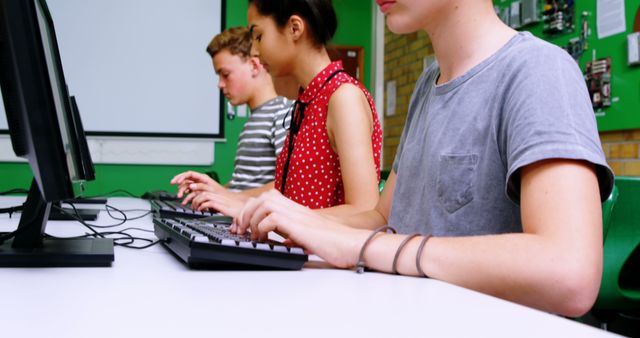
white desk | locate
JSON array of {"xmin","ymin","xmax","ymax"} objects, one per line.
[{"xmin": 0, "ymin": 197, "xmax": 621, "ymax": 338}]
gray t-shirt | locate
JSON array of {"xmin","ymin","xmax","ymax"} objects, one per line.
[
  {"xmin": 389, "ymin": 32, "xmax": 614, "ymax": 236},
  {"xmin": 227, "ymin": 96, "xmax": 293, "ymax": 191}
]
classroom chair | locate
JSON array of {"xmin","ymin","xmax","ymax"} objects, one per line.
[{"xmin": 591, "ymin": 177, "xmax": 640, "ymax": 330}]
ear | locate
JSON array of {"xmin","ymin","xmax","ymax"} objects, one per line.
[
  {"xmin": 287, "ymin": 14, "xmax": 305, "ymax": 42},
  {"xmin": 249, "ymin": 56, "xmax": 263, "ymax": 77}
]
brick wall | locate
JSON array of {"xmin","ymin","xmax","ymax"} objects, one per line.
[
  {"xmin": 383, "ymin": 29, "xmax": 432, "ymax": 169},
  {"xmin": 382, "ymin": 30, "xmax": 639, "ymax": 177},
  {"xmin": 601, "ymin": 130, "xmax": 640, "ymax": 176}
]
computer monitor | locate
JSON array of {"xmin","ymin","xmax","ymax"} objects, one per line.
[
  {"xmin": 47, "ymin": 95, "xmax": 102, "ymax": 222},
  {"xmin": 0, "ymin": 0, "xmax": 113, "ymax": 266}
]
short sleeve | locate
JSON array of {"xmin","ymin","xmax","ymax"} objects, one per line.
[{"xmin": 503, "ymin": 46, "xmax": 614, "ymax": 203}]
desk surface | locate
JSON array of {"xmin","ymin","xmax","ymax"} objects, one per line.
[{"xmin": 0, "ymin": 197, "xmax": 621, "ymax": 338}]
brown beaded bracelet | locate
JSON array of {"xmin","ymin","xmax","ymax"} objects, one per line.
[
  {"xmin": 391, "ymin": 233, "xmax": 420, "ymax": 274},
  {"xmin": 415, "ymin": 234, "xmax": 433, "ymax": 277},
  {"xmin": 356, "ymin": 225, "xmax": 397, "ymax": 274}
]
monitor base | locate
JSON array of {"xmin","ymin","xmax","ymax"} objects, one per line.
[{"xmin": 0, "ymin": 238, "xmax": 114, "ymax": 267}]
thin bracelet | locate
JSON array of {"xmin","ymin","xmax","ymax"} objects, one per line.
[
  {"xmin": 356, "ymin": 225, "xmax": 397, "ymax": 274},
  {"xmin": 391, "ymin": 233, "xmax": 420, "ymax": 274},
  {"xmin": 415, "ymin": 234, "xmax": 433, "ymax": 277}
]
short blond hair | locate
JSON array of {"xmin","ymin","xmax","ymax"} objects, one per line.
[{"xmin": 206, "ymin": 26, "xmax": 252, "ymax": 59}]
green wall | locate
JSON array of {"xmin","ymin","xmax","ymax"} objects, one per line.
[
  {"xmin": 494, "ymin": 0, "xmax": 640, "ymax": 132},
  {"xmin": 0, "ymin": 1, "xmax": 374, "ymax": 196},
  {"xmin": 333, "ymin": 0, "xmax": 374, "ymax": 91}
]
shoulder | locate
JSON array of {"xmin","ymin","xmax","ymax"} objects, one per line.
[
  {"xmin": 256, "ymin": 97, "xmax": 292, "ymax": 118},
  {"xmin": 326, "ymin": 82, "xmax": 371, "ymax": 118},
  {"xmin": 500, "ymin": 32, "xmax": 581, "ymax": 81},
  {"xmin": 326, "ymin": 71, "xmax": 370, "ymax": 102},
  {"xmin": 329, "ymin": 82, "xmax": 363, "ymax": 102},
  {"xmin": 268, "ymin": 96, "xmax": 294, "ymax": 111},
  {"xmin": 270, "ymin": 97, "xmax": 292, "ymax": 126},
  {"xmin": 279, "ymin": 96, "xmax": 295, "ymax": 107}
]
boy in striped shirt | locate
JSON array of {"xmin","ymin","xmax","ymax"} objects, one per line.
[{"xmin": 171, "ymin": 26, "xmax": 293, "ymax": 207}]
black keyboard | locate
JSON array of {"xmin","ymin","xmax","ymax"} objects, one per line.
[
  {"xmin": 152, "ymin": 215, "xmax": 308, "ymax": 270},
  {"xmin": 150, "ymin": 199, "xmax": 217, "ymax": 219}
]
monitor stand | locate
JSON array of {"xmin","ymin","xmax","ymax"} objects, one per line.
[
  {"xmin": 0, "ymin": 180, "xmax": 114, "ymax": 267},
  {"xmin": 48, "ymin": 203, "xmax": 100, "ymax": 221}
]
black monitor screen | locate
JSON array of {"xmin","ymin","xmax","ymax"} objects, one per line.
[
  {"xmin": 0, "ymin": 0, "xmax": 113, "ymax": 266},
  {"xmin": 33, "ymin": 0, "xmax": 80, "ymax": 183}
]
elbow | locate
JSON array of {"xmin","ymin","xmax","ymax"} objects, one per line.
[
  {"xmin": 345, "ymin": 196, "xmax": 379, "ymax": 214},
  {"xmin": 552, "ymin": 264, "xmax": 602, "ymax": 317},
  {"xmin": 349, "ymin": 201, "xmax": 377, "ymax": 214}
]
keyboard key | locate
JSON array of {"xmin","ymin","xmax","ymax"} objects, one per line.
[
  {"xmin": 238, "ymin": 241, "xmax": 253, "ymax": 249},
  {"xmin": 290, "ymin": 247, "xmax": 305, "ymax": 255},
  {"xmin": 221, "ymin": 239, "xmax": 236, "ymax": 247},
  {"xmin": 192, "ymin": 236, "xmax": 209, "ymax": 243},
  {"xmin": 255, "ymin": 243, "xmax": 270, "ymax": 251},
  {"xmin": 273, "ymin": 245, "xmax": 289, "ymax": 253}
]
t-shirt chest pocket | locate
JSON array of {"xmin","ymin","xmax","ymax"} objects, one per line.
[{"xmin": 437, "ymin": 154, "xmax": 479, "ymax": 213}]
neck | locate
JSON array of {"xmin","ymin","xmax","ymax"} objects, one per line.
[
  {"xmin": 423, "ymin": 1, "xmax": 516, "ymax": 84},
  {"xmin": 291, "ymin": 45, "xmax": 332, "ymax": 89},
  {"xmin": 248, "ymin": 75, "xmax": 278, "ymax": 110}
]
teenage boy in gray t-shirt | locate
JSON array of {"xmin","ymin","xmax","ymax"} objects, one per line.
[
  {"xmin": 230, "ymin": 0, "xmax": 614, "ymax": 317},
  {"xmin": 389, "ymin": 31, "xmax": 613, "ymax": 237}
]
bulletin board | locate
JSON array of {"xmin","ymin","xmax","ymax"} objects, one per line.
[{"xmin": 493, "ymin": 0, "xmax": 640, "ymax": 132}]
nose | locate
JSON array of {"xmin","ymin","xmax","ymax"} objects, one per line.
[
  {"xmin": 250, "ymin": 44, "xmax": 260, "ymax": 58},
  {"xmin": 218, "ymin": 80, "xmax": 224, "ymax": 89}
]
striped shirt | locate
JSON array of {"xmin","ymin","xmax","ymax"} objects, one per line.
[{"xmin": 227, "ymin": 96, "xmax": 293, "ymax": 191}]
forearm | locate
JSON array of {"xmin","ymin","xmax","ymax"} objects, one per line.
[
  {"xmin": 360, "ymin": 233, "xmax": 601, "ymax": 316},
  {"xmin": 318, "ymin": 207, "xmax": 387, "ymax": 231}
]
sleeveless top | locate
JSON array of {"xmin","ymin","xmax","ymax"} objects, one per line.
[{"xmin": 274, "ymin": 61, "xmax": 382, "ymax": 209}]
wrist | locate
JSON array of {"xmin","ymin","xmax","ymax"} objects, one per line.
[
  {"xmin": 322, "ymin": 226, "xmax": 369, "ymax": 269},
  {"xmin": 353, "ymin": 225, "xmax": 397, "ymax": 273},
  {"xmin": 345, "ymin": 228, "xmax": 371, "ymax": 268}
]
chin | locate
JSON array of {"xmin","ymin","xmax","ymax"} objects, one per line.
[{"xmin": 385, "ymin": 16, "xmax": 421, "ymax": 35}]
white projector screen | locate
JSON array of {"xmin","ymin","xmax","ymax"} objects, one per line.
[{"xmin": 0, "ymin": 0, "xmax": 225, "ymax": 138}]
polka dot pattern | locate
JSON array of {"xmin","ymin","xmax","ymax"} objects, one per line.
[{"xmin": 274, "ymin": 61, "xmax": 383, "ymax": 209}]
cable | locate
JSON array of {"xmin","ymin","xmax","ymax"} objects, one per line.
[
  {"xmin": 76, "ymin": 189, "xmax": 140, "ymax": 199},
  {"xmin": 0, "ymin": 188, "xmax": 29, "ymax": 195},
  {"xmin": 1, "ymin": 196, "xmax": 160, "ymax": 249},
  {"xmin": 104, "ymin": 204, "xmax": 152, "ymax": 222},
  {"xmin": 52, "ymin": 204, "xmax": 105, "ymax": 238},
  {"xmin": 50, "ymin": 203, "xmax": 162, "ymax": 250},
  {"xmin": 0, "ymin": 222, "xmax": 32, "ymax": 244},
  {"xmin": 0, "ymin": 199, "xmax": 42, "ymax": 245},
  {"xmin": 0, "ymin": 190, "xmax": 27, "ymax": 217},
  {"xmin": 59, "ymin": 203, "xmax": 126, "ymax": 229},
  {"xmin": 119, "ymin": 227, "xmax": 155, "ymax": 233},
  {"xmin": 0, "ymin": 204, "xmax": 24, "ymax": 217}
]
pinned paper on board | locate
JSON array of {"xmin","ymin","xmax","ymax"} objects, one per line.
[{"xmin": 597, "ymin": 0, "xmax": 626, "ymax": 39}]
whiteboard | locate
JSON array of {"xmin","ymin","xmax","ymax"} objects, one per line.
[{"xmin": 0, "ymin": 0, "xmax": 224, "ymax": 138}]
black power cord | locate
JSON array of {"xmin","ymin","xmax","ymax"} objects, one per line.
[
  {"xmin": 1, "ymin": 190, "xmax": 162, "ymax": 249},
  {"xmin": 50, "ymin": 203, "xmax": 164, "ymax": 250}
]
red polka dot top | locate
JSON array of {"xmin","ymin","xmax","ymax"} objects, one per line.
[{"xmin": 274, "ymin": 61, "xmax": 382, "ymax": 209}]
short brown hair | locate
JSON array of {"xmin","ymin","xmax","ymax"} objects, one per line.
[{"xmin": 206, "ymin": 26, "xmax": 252, "ymax": 58}]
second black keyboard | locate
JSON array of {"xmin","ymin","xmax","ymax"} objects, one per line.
[
  {"xmin": 150, "ymin": 199, "xmax": 218, "ymax": 219},
  {"xmin": 153, "ymin": 215, "xmax": 308, "ymax": 270}
]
